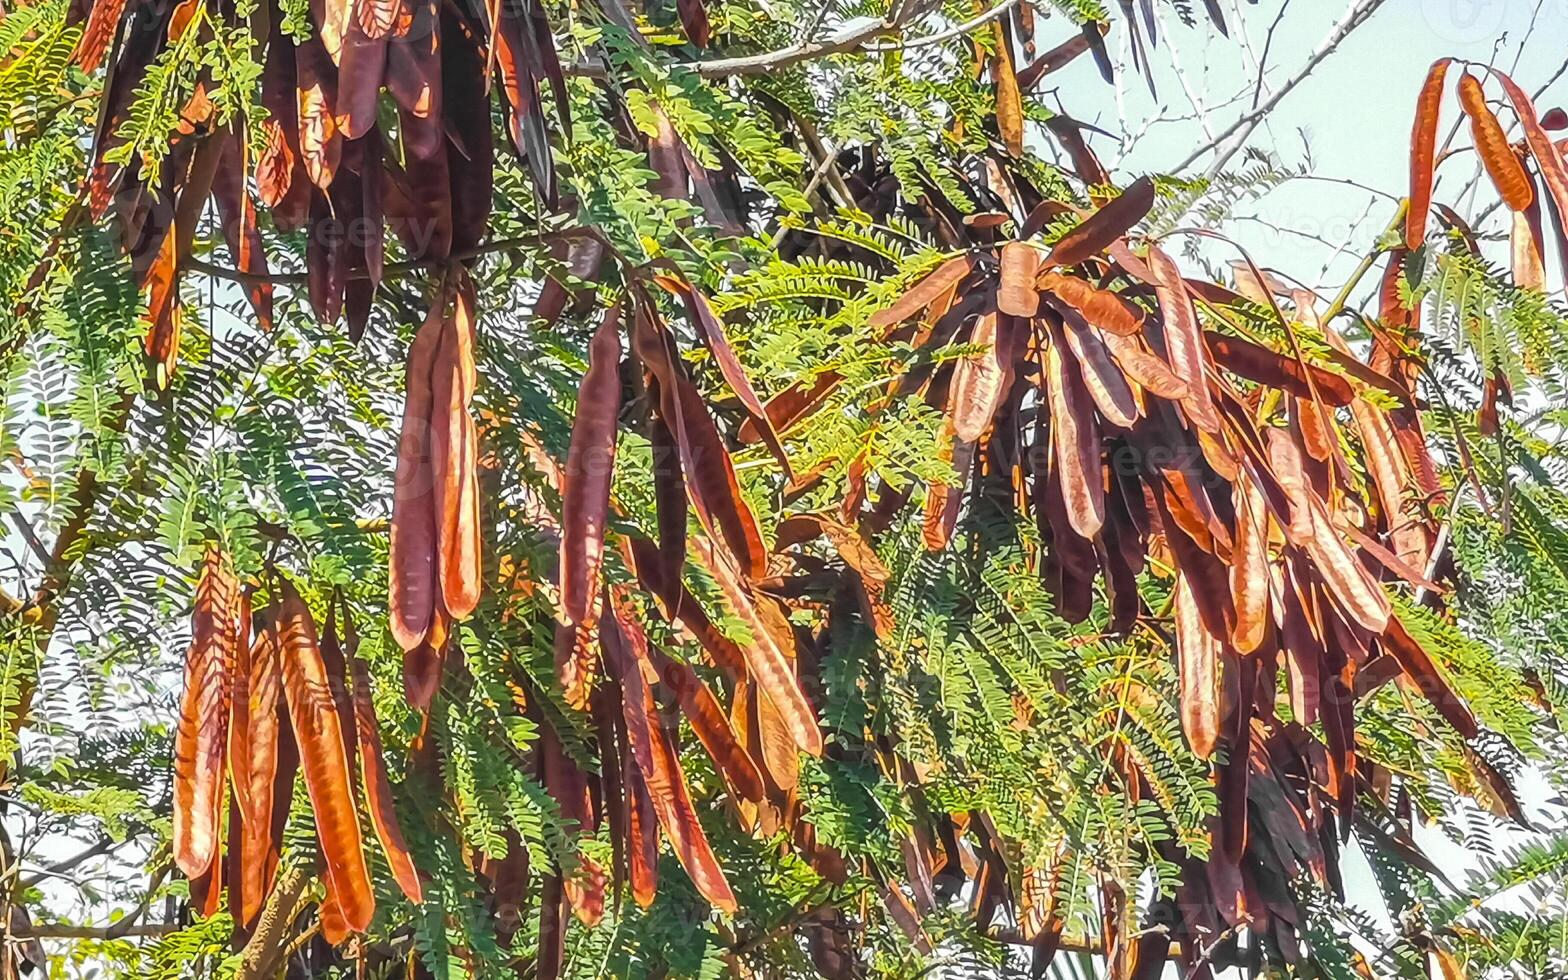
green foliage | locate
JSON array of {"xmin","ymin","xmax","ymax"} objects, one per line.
[
  {"xmin": 1415, "ymin": 247, "xmax": 1568, "ymax": 402},
  {"xmin": 4, "ymin": 0, "xmax": 1568, "ymax": 977}
]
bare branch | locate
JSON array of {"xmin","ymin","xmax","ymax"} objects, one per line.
[
  {"xmin": 864, "ymin": 0, "xmax": 1020, "ymax": 53},
  {"xmin": 1173, "ymin": 0, "xmax": 1387, "ymax": 175},
  {"xmin": 1251, "ymin": 0, "xmax": 1292, "ymax": 109},
  {"xmin": 184, "ymin": 231, "xmax": 581, "ymax": 287},
  {"xmin": 574, "ymin": 0, "xmax": 1008, "ymax": 78},
  {"xmin": 8, "ymin": 513, "xmax": 54, "ymax": 577},
  {"xmin": 17, "ymin": 837, "xmax": 118, "ymax": 890},
  {"xmin": 28, "ymin": 922, "xmax": 179, "ymax": 939},
  {"xmin": 1229, "ymin": 0, "xmax": 1273, "ymax": 106},
  {"xmin": 687, "ymin": 15, "xmax": 899, "ymax": 77}
]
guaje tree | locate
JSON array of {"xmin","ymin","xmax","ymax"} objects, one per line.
[{"xmin": 3, "ymin": 0, "xmax": 1568, "ymax": 975}]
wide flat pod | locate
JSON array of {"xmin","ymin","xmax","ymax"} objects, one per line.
[
  {"xmin": 173, "ymin": 551, "xmax": 241, "ymax": 878},
  {"xmin": 275, "ymin": 581, "xmax": 376, "ymax": 931},
  {"xmin": 389, "ymin": 284, "xmax": 451, "ymax": 650}
]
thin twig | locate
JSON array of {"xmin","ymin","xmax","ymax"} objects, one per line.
[
  {"xmin": 1157, "ymin": 5, "xmax": 1216, "ymax": 142},
  {"xmin": 1413, "ymin": 518, "xmax": 1452, "ymax": 608},
  {"xmin": 5, "ymin": 514, "xmax": 52, "ymax": 577},
  {"xmin": 280, "ymin": 921, "xmax": 321, "ymax": 961},
  {"xmin": 1251, "ymin": 0, "xmax": 1292, "ymax": 110},
  {"xmin": 1228, "ymin": 0, "xmax": 1273, "ymax": 107},
  {"xmin": 1311, "ymin": 195, "xmax": 1377, "ymax": 290},
  {"xmin": 603, "ymin": 0, "xmax": 979, "ymax": 77},
  {"xmin": 1174, "ymin": 0, "xmax": 1387, "ymax": 175},
  {"xmin": 1532, "ymin": 53, "xmax": 1568, "ymax": 100},
  {"xmin": 685, "ymin": 14, "xmax": 899, "ymax": 77},
  {"xmin": 27, "ymin": 922, "xmax": 179, "ymax": 939},
  {"xmin": 17, "ymin": 836, "xmax": 119, "ymax": 890},
  {"xmin": 1293, "ymin": 172, "xmax": 1400, "ymax": 203},
  {"xmin": 1318, "ymin": 201, "xmax": 1407, "ymax": 325},
  {"xmin": 184, "ymin": 230, "xmax": 581, "ymax": 287},
  {"xmin": 864, "ymin": 0, "xmax": 1020, "ymax": 53},
  {"xmin": 796, "ymin": 0, "xmax": 834, "ymax": 43}
]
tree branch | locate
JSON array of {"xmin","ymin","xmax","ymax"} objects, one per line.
[
  {"xmin": 1173, "ymin": 0, "xmax": 1387, "ymax": 175},
  {"xmin": 1250, "ymin": 0, "xmax": 1292, "ymax": 109},
  {"xmin": 573, "ymin": 0, "xmax": 1000, "ymax": 79},
  {"xmin": 986, "ymin": 927, "xmax": 1176, "ymax": 957},
  {"xmin": 28, "ymin": 922, "xmax": 179, "ymax": 939},
  {"xmin": 863, "ymin": 0, "xmax": 1020, "ymax": 53},
  {"xmin": 685, "ymin": 15, "xmax": 900, "ymax": 77},
  {"xmin": 17, "ymin": 837, "xmax": 118, "ymax": 890},
  {"xmin": 234, "ymin": 865, "xmax": 310, "ymax": 980},
  {"xmin": 183, "ymin": 232, "xmax": 576, "ymax": 287},
  {"xmin": 8, "ymin": 513, "xmax": 56, "ymax": 579},
  {"xmin": 254, "ymin": 517, "xmax": 388, "ymax": 541}
]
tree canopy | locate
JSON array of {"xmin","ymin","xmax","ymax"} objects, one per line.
[{"xmin": 3, "ymin": 0, "xmax": 1568, "ymax": 977}]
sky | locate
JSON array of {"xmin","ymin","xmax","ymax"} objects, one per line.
[{"xmin": 1034, "ymin": 0, "xmax": 1568, "ymax": 298}]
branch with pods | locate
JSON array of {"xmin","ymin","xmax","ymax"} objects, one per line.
[
  {"xmin": 45, "ymin": 0, "xmax": 1568, "ymax": 969},
  {"xmin": 172, "ymin": 554, "xmax": 421, "ymax": 943}
]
